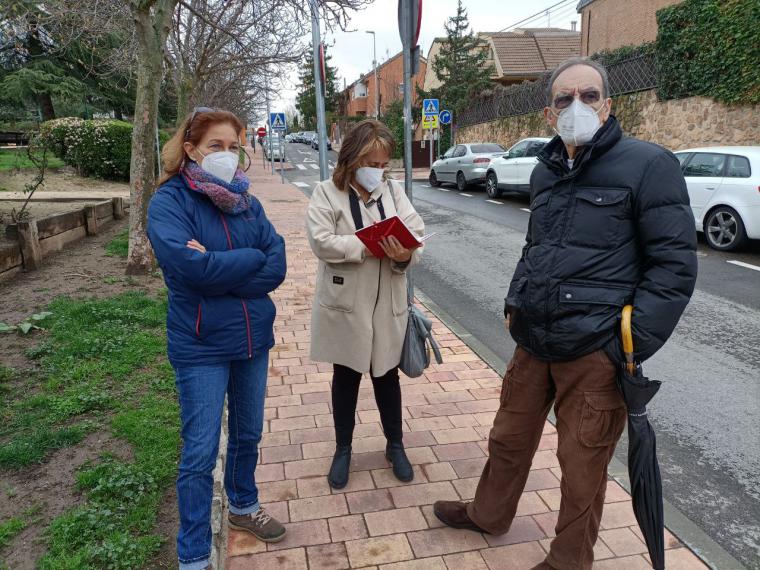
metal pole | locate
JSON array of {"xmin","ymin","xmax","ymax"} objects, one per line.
[
  {"xmin": 367, "ymin": 31, "xmax": 379, "ymax": 119},
  {"xmin": 428, "ymin": 129, "xmax": 433, "ymax": 169},
  {"xmin": 400, "ymin": 0, "xmax": 415, "ymax": 300},
  {"xmin": 310, "ymin": 0, "xmax": 329, "ymax": 180},
  {"xmin": 401, "ymin": 1, "xmax": 413, "ymax": 205},
  {"xmin": 279, "ymin": 132, "xmax": 284, "ymax": 184},
  {"xmin": 266, "ymin": 88, "xmax": 274, "ymax": 175}
]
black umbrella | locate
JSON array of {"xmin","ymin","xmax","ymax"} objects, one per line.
[{"xmin": 618, "ymin": 305, "xmax": 665, "ymax": 570}]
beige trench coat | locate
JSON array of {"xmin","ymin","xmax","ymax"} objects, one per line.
[{"xmin": 307, "ymin": 177, "xmax": 425, "ymax": 376}]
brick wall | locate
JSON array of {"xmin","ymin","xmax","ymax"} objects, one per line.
[
  {"xmin": 580, "ymin": 0, "xmax": 683, "ymax": 56},
  {"xmin": 344, "ymin": 54, "xmax": 427, "ymax": 118},
  {"xmin": 457, "ymin": 90, "xmax": 760, "ymax": 153}
]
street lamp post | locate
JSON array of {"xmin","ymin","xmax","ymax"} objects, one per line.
[
  {"xmin": 366, "ymin": 31, "xmax": 379, "ymax": 119},
  {"xmin": 309, "ymin": 0, "xmax": 329, "ymax": 180}
]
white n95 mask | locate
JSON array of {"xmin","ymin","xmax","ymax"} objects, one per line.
[
  {"xmin": 355, "ymin": 166, "xmax": 385, "ymax": 192},
  {"xmin": 198, "ymin": 150, "xmax": 239, "ymax": 183},
  {"xmin": 554, "ymin": 99, "xmax": 605, "ymax": 147}
]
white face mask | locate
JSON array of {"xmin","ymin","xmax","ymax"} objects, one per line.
[
  {"xmin": 355, "ymin": 166, "xmax": 385, "ymax": 192},
  {"xmin": 554, "ymin": 98, "xmax": 605, "ymax": 147},
  {"xmin": 196, "ymin": 149, "xmax": 239, "ymax": 183}
]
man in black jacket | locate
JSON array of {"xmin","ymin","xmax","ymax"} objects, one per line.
[{"xmin": 433, "ymin": 58, "xmax": 697, "ymax": 569}]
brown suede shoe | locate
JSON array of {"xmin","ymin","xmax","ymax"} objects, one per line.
[
  {"xmin": 433, "ymin": 500, "xmax": 488, "ymax": 533},
  {"xmin": 228, "ymin": 508, "xmax": 286, "ymax": 542}
]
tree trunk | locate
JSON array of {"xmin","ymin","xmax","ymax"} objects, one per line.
[
  {"xmin": 38, "ymin": 93, "xmax": 56, "ymax": 122},
  {"xmin": 126, "ymin": 0, "xmax": 177, "ymax": 275},
  {"xmin": 175, "ymin": 76, "xmax": 193, "ymax": 127}
]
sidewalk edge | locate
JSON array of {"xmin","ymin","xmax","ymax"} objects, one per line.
[{"xmin": 414, "ymin": 286, "xmax": 745, "ymax": 570}]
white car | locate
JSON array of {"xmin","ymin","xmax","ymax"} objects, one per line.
[
  {"xmin": 674, "ymin": 147, "xmax": 760, "ymax": 251},
  {"xmin": 484, "ymin": 137, "xmax": 551, "ymax": 198},
  {"xmin": 429, "ymin": 143, "xmax": 506, "ymax": 191}
]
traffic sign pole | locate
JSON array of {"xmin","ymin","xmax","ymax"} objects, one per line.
[
  {"xmin": 309, "ymin": 0, "xmax": 329, "ymax": 180},
  {"xmin": 279, "ymin": 132, "xmax": 284, "ymax": 184}
]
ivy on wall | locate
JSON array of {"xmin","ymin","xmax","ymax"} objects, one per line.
[{"xmin": 656, "ymin": 0, "xmax": 759, "ymax": 105}]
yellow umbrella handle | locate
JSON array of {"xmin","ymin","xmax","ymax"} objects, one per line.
[{"xmin": 621, "ymin": 305, "xmax": 635, "ymax": 374}]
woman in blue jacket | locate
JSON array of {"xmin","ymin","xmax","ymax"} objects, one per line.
[{"xmin": 147, "ymin": 108, "xmax": 287, "ymax": 570}]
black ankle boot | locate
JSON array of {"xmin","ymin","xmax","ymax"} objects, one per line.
[
  {"xmin": 385, "ymin": 441, "xmax": 414, "ymax": 482},
  {"xmin": 328, "ymin": 445, "xmax": 352, "ymax": 489}
]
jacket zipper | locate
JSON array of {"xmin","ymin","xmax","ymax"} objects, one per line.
[
  {"xmin": 196, "ymin": 303, "xmax": 202, "ymax": 337},
  {"xmin": 219, "ymin": 213, "xmax": 253, "ymax": 359}
]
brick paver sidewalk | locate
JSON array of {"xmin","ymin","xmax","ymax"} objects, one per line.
[{"xmin": 224, "ymin": 160, "xmax": 706, "ymax": 569}]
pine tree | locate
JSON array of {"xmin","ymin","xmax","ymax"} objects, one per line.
[
  {"xmin": 428, "ymin": 0, "xmax": 493, "ymax": 120},
  {"xmin": 295, "ymin": 47, "xmax": 339, "ymax": 131}
]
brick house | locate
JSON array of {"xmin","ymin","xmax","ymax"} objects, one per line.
[
  {"xmin": 577, "ymin": 0, "xmax": 684, "ymax": 56},
  {"xmin": 338, "ymin": 51, "xmax": 427, "ymax": 118},
  {"xmin": 423, "ymin": 28, "xmax": 581, "ymax": 93}
]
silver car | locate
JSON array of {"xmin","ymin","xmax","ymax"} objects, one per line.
[
  {"xmin": 264, "ymin": 139, "xmax": 285, "ymax": 161},
  {"xmin": 429, "ymin": 143, "xmax": 507, "ymax": 191}
]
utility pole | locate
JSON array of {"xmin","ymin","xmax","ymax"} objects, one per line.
[
  {"xmin": 366, "ymin": 31, "xmax": 379, "ymax": 119},
  {"xmin": 400, "ymin": 4, "xmax": 413, "ymax": 204},
  {"xmin": 309, "ymin": 0, "xmax": 330, "ymax": 180},
  {"xmin": 266, "ymin": 84, "xmax": 274, "ymax": 175}
]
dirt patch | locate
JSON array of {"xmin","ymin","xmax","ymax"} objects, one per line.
[
  {"xmin": 1, "ymin": 432, "xmax": 134, "ymax": 570},
  {"xmin": 0, "ymin": 168, "xmax": 129, "ymax": 195},
  {"xmin": 145, "ymin": 485, "xmax": 179, "ymax": 569},
  {"xmin": 0, "ymin": 219, "xmax": 163, "ymax": 362}
]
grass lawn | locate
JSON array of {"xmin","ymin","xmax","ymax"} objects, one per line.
[
  {"xmin": 0, "ymin": 289, "xmax": 180, "ymax": 569},
  {"xmin": 105, "ymin": 229, "xmax": 129, "ymax": 258},
  {"xmin": 0, "ymin": 148, "xmax": 64, "ymax": 172}
]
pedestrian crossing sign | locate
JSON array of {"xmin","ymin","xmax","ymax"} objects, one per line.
[
  {"xmin": 270, "ymin": 112, "xmax": 286, "ymax": 132},
  {"xmin": 422, "ymin": 98, "xmax": 439, "ymax": 116},
  {"xmin": 422, "ymin": 113, "xmax": 439, "ymax": 130}
]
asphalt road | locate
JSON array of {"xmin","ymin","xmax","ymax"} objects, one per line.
[{"xmin": 279, "ymin": 142, "xmax": 760, "ymax": 568}]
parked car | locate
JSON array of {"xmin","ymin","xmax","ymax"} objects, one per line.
[
  {"xmin": 263, "ymin": 138, "xmax": 285, "ymax": 161},
  {"xmin": 484, "ymin": 137, "xmax": 551, "ymax": 198},
  {"xmin": 301, "ymin": 131, "xmax": 316, "ymax": 144},
  {"xmin": 429, "ymin": 143, "xmax": 507, "ymax": 191},
  {"xmin": 284, "ymin": 134, "xmax": 294, "ymax": 143},
  {"xmin": 311, "ymin": 135, "xmax": 332, "ymax": 151},
  {"xmin": 673, "ymin": 146, "xmax": 760, "ymax": 251}
]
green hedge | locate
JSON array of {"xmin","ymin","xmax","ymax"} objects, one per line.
[
  {"xmin": 40, "ymin": 119, "xmax": 173, "ymax": 181},
  {"xmin": 591, "ymin": 43, "xmax": 655, "ymax": 66},
  {"xmin": 656, "ymin": 0, "xmax": 760, "ymax": 105}
]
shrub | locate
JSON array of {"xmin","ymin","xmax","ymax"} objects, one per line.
[
  {"xmin": 40, "ymin": 118, "xmax": 134, "ymax": 181},
  {"xmin": 656, "ymin": 0, "xmax": 760, "ymax": 105}
]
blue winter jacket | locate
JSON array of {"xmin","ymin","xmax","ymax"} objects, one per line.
[{"xmin": 147, "ymin": 174, "xmax": 286, "ymax": 367}]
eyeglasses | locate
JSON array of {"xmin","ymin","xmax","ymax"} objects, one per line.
[
  {"xmin": 552, "ymin": 89, "xmax": 601, "ymax": 110},
  {"xmin": 185, "ymin": 106, "xmax": 214, "ymax": 140}
]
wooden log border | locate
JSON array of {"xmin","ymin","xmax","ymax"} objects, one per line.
[{"xmin": 0, "ymin": 198, "xmax": 129, "ymax": 281}]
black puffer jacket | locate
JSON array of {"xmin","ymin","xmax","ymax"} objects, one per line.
[{"xmin": 505, "ymin": 116, "xmax": 697, "ymax": 362}]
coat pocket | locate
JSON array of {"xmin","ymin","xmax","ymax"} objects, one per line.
[
  {"xmin": 566, "ymin": 187, "xmax": 632, "ymax": 249},
  {"xmin": 391, "ymin": 272, "xmax": 408, "ymax": 317},
  {"xmin": 318, "ymin": 265, "xmax": 358, "ymax": 313},
  {"xmin": 578, "ymin": 389, "xmax": 626, "ymax": 447},
  {"xmin": 559, "ymin": 281, "xmax": 634, "ymax": 307}
]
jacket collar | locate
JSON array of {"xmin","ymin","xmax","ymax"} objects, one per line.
[{"xmin": 537, "ymin": 114, "xmax": 623, "ymax": 178}]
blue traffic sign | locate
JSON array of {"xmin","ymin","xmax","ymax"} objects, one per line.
[
  {"xmin": 439, "ymin": 110, "xmax": 452, "ymax": 125},
  {"xmin": 422, "ymin": 98, "xmax": 439, "ymax": 116},
  {"xmin": 270, "ymin": 112, "xmax": 286, "ymax": 132}
]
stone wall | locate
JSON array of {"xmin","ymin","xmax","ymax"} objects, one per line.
[{"xmin": 458, "ymin": 90, "xmax": 760, "ymax": 152}]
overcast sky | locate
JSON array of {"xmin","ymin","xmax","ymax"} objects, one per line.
[{"xmin": 265, "ymin": 0, "xmax": 581, "ymax": 121}]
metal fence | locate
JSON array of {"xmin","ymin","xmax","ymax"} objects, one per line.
[{"xmin": 458, "ymin": 53, "xmax": 657, "ymax": 128}]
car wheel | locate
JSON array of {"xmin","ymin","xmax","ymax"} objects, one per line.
[
  {"xmin": 486, "ymin": 172, "xmax": 501, "ymax": 198},
  {"xmin": 456, "ymin": 171, "xmax": 467, "ymax": 192},
  {"xmin": 429, "ymin": 170, "xmax": 440, "ymax": 187},
  {"xmin": 704, "ymin": 206, "xmax": 748, "ymax": 251}
]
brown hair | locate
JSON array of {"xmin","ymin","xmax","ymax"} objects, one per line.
[
  {"xmin": 332, "ymin": 119, "xmax": 395, "ymax": 191},
  {"xmin": 159, "ymin": 109, "xmax": 245, "ymax": 185}
]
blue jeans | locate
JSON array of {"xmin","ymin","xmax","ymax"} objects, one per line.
[{"xmin": 174, "ymin": 351, "xmax": 269, "ymax": 570}]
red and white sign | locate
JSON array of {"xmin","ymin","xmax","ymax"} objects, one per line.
[{"xmin": 257, "ymin": 127, "xmax": 266, "ymax": 138}]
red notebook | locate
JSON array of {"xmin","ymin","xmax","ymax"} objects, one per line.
[{"xmin": 355, "ymin": 216, "xmax": 435, "ymax": 259}]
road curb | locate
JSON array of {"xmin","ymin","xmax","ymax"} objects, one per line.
[{"xmin": 414, "ymin": 287, "xmax": 746, "ymax": 570}]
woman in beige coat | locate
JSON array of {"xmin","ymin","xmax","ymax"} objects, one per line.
[{"xmin": 307, "ymin": 120, "xmax": 425, "ymax": 489}]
